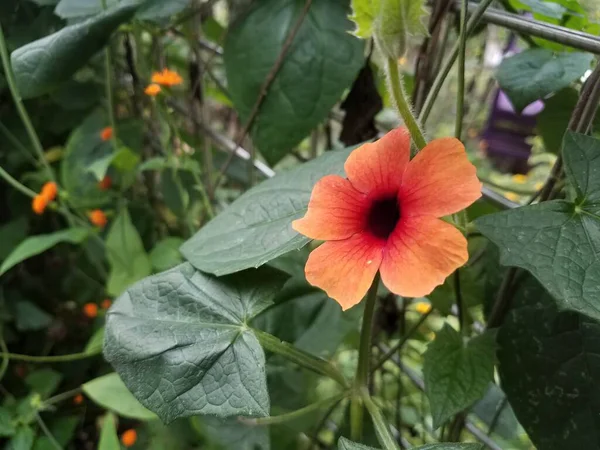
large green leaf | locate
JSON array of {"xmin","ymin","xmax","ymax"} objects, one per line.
[
  {"xmin": 423, "ymin": 324, "xmax": 496, "ymax": 428},
  {"xmin": 0, "ymin": 228, "xmax": 88, "ymax": 276},
  {"xmin": 60, "ymin": 110, "xmax": 113, "ymax": 208},
  {"xmin": 82, "ymin": 373, "xmax": 157, "ymax": 420},
  {"xmin": 180, "ymin": 148, "xmax": 351, "ymax": 276},
  {"xmin": 54, "ymin": 0, "xmax": 118, "ymax": 18},
  {"xmin": 98, "ymin": 413, "xmax": 119, "ymax": 450},
  {"xmin": 55, "ymin": 0, "xmax": 190, "ymax": 21},
  {"xmin": 104, "ymin": 263, "xmax": 288, "ymax": 423},
  {"xmin": 495, "ymin": 49, "xmax": 592, "ymax": 112},
  {"xmin": 497, "ymin": 274, "xmax": 600, "ymax": 449},
  {"xmin": 11, "ymin": 3, "xmax": 137, "ymax": 98},
  {"xmin": 337, "ymin": 438, "xmax": 484, "ymax": 450},
  {"xmin": 105, "ymin": 208, "xmax": 152, "ymax": 297},
  {"xmin": 477, "ymin": 132, "xmax": 600, "ymax": 320},
  {"xmin": 224, "ymin": 0, "xmax": 364, "ymax": 164}
]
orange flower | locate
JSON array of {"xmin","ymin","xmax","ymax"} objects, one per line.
[
  {"xmin": 100, "ymin": 127, "xmax": 113, "ymax": 141},
  {"xmin": 101, "ymin": 298, "xmax": 112, "ymax": 310},
  {"xmin": 83, "ymin": 303, "xmax": 98, "ymax": 318},
  {"xmin": 121, "ymin": 429, "xmax": 137, "ymax": 447},
  {"xmin": 144, "ymin": 83, "xmax": 161, "ymax": 96},
  {"xmin": 89, "ymin": 210, "xmax": 108, "ymax": 228},
  {"xmin": 292, "ymin": 128, "xmax": 482, "ymax": 310},
  {"xmin": 32, "ymin": 195, "xmax": 48, "ymax": 215},
  {"xmin": 41, "ymin": 181, "xmax": 58, "ymax": 201},
  {"xmin": 99, "ymin": 176, "xmax": 112, "ymax": 191},
  {"xmin": 151, "ymin": 68, "xmax": 183, "ymax": 86},
  {"xmin": 73, "ymin": 394, "xmax": 84, "ymax": 405}
]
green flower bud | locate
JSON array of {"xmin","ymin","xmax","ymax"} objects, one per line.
[{"xmin": 373, "ymin": 0, "xmax": 428, "ymax": 59}]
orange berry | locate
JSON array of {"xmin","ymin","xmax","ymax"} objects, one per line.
[
  {"xmin": 101, "ymin": 299, "xmax": 112, "ymax": 310},
  {"xmin": 41, "ymin": 181, "xmax": 58, "ymax": 202},
  {"xmin": 73, "ymin": 394, "xmax": 84, "ymax": 405},
  {"xmin": 121, "ymin": 429, "xmax": 137, "ymax": 447},
  {"xmin": 83, "ymin": 303, "xmax": 98, "ymax": 318},
  {"xmin": 32, "ymin": 195, "xmax": 48, "ymax": 215},
  {"xmin": 88, "ymin": 210, "xmax": 108, "ymax": 228},
  {"xmin": 100, "ymin": 127, "xmax": 113, "ymax": 141},
  {"xmin": 144, "ymin": 83, "xmax": 161, "ymax": 96},
  {"xmin": 99, "ymin": 176, "xmax": 112, "ymax": 191}
]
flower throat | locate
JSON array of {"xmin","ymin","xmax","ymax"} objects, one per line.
[{"xmin": 367, "ymin": 196, "xmax": 400, "ymax": 239}]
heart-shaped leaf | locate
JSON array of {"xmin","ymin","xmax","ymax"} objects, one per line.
[
  {"xmin": 104, "ymin": 263, "xmax": 288, "ymax": 423},
  {"xmin": 224, "ymin": 0, "xmax": 363, "ymax": 164}
]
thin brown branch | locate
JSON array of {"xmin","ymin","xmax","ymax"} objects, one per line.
[{"xmin": 212, "ymin": 0, "xmax": 314, "ymax": 192}]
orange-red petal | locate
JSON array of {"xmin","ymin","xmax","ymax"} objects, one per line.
[
  {"xmin": 380, "ymin": 216, "xmax": 468, "ymax": 298},
  {"xmin": 304, "ymin": 233, "xmax": 383, "ymax": 310},
  {"xmin": 292, "ymin": 175, "xmax": 368, "ymax": 241},
  {"xmin": 400, "ymin": 137, "xmax": 481, "ymax": 218},
  {"xmin": 344, "ymin": 127, "xmax": 411, "ymax": 195}
]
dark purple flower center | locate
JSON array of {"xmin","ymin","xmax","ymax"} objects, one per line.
[{"xmin": 367, "ymin": 196, "xmax": 400, "ymax": 239}]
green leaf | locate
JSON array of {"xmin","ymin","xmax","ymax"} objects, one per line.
[
  {"xmin": 374, "ymin": 0, "xmax": 428, "ymax": 59},
  {"xmin": 423, "ymin": 324, "xmax": 496, "ymax": 428},
  {"xmin": 193, "ymin": 417, "xmax": 270, "ymax": 450},
  {"xmin": 497, "ymin": 274, "xmax": 600, "ymax": 450},
  {"xmin": 105, "ymin": 208, "xmax": 152, "ymax": 297},
  {"xmin": 0, "ymin": 218, "xmax": 27, "ymax": 262},
  {"xmin": 0, "ymin": 228, "xmax": 89, "ymax": 276},
  {"xmin": 104, "ymin": 263, "xmax": 288, "ymax": 423},
  {"xmin": 8, "ymin": 426, "xmax": 35, "ymax": 450},
  {"xmin": 54, "ymin": 0, "xmax": 118, "ymax": 18},
  {"xmin": 349, "ymin": 0, "xmax": 380, "ymax": 38},
  {"xmin": 60, "ymin": 110, "xmax": 113, "ymax": 208},
  {"xmin": 137, "ymin": 0, "xmax": 191, "ymax": 21},
  {"xmin": 495, "ymin": 49, "xmax": 592, "ymax": 112},
  {"xmin": 509, "ymin": 0, "xmax": 567, "ymax": 18},
  {"xmin": 14, "ymin": 301, "xmax": 52, "ymax": 331},
  {"xmin": 149, "ymin": 237, "xmax": 184, "ymax": 272},
  {"xmin": 32, "ymin": 417, "xmax": 78, "ymax": 450},
  {"xmin": 181, "ymin": 148, "xmax": 351, "ymax": 276},
  {"xmin": 338, "ymin": 437, "xmax": 379, "ymax": 449},
  {"xmin": 414, "ymin": 445, "xmax": 485, "ymax": 450},
  {"xmin": 224, "ymin": 0, "xmax": 364, "ymax": 164},
  {"xmin": 0, "ymin": 407, "xmax": 16, "ymax": 437},
  {"xmin": 11, "ymin": 3, "xmax": 138, "ymax": 98},
  {"xmin": 84, "ymin": 327, "xmax": 105, "ymax": 354},
  {"xmin": 476, "ymin": 132, "xmax": 600, "ymax": 320},
  {"xmin": 82, "ymin": 373, "xmax": 157, "ymax": 420},
  {"xmin": 25, "ymin": 369, "xmax": 62, "ymax": 398},
  {"xmin": 98, "ymin": 413, "xmax": 120, "ymax": 450}
]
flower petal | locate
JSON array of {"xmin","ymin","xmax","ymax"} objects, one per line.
[
  {"xmin": 305, "ymin": 233, "xmax": 384, "ymax": 310},
  {"xmin": 380, "ymin": 216, "xmax": 468, "ymax": 298},
  {"xmin": 293, "ymin": 175, "xmax": 368, "ymax": 240},
  {"xmin": 400, "ymin": 137, "xmax": 482, "ymax": 217},
  {"xmin": 344, "ymin": 127, "xmax": 411, "ymax": 195}
]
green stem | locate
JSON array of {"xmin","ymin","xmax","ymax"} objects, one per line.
[
  {"xmin": 0, "ymin": 120, "xmax": 37, "ymax": 166},
  {"xmin": 43, "ymin": 387, "xmax": 82, "ymax": 406},
  {"xmin": 0, "ymin": 23, "xmax": 55, "ymax": 181},
  {"xmin": 104, "ymin": 49, "xmax": 117, "ymax": 133},
  {"xmin": 254, "ymin": 329, "xmax": 348, "ymax": 388},
  {"xmin": 0, "ymin": 330, "xmax": 9, "ymax": 383},
  {"xmin": 362, "ymin": 391, "xmax": 401, "ymax": 450},
  {"xmin": 241, "ymin": 391, "xmax": 349, "ymax": 426},
  {"xmin": 35, "ymin": 413, "xmax": 63, "ymax": 450},
  {"xmin": 0, "ymin": 347, "xmax": 101, "ymax": 363},
  {"xmin": 455, "ymin": 0, "xmax": 468, "ymax": 139},
  {"xmin": 351, "ymin": 274, "xmax": 380, "ymax": 441},
  {"xmin": 386, "ymin": 58, "xmax": 427, "ymax": 154},
  {"xmin": 0, "ymin": 164, "xmax": 37, "ymax": 198},
  {"xmin": 419, "ymin": 0, "xmax": 494, "ymax": 125}
]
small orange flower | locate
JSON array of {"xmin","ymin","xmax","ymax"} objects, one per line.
[
  {"xmin": 121, "ymin": 429, "xmax": 137, "ymax": 447},
  {"xmin": 99, "ymin": 176, "xmax": 112, "ymax": 191},
  {"xmin": 101, "ymin": 298, "xmax": 112, "ymax": 310},
  {"xmin": 83, "ymin": 303, "xmax": 98, "ymax": 318},
  {"xmin": 293, "ymin": 128, "xmax": 482, "ymax": 310},
  {"xmin": 151, "ymin": 68, "xmax": 183, "ymax": 86},
  {"xmin": 100, "ymin": 127, "xmax": 113, "ymax": 141},
  {"xmin": 415, "ymin": 302, "xmax": 432, "ymax": 314},
  {"xmin": 144, "ymin": 83, "xmax": 162, "ymax": 96},
  {"xmin": 89, "ymin": 210, "xmax": 108, "ymax": 228},
  {"xmin": 32, "ymin": 195, "xmax": 48, "ymax": 215},
  {"xmin": 41, "ymin": 181, "xmax": 58, "ymax": 202},
  {"xmin": 73, "ymin": 394, "xmax": 84, "ymax": 405}
]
